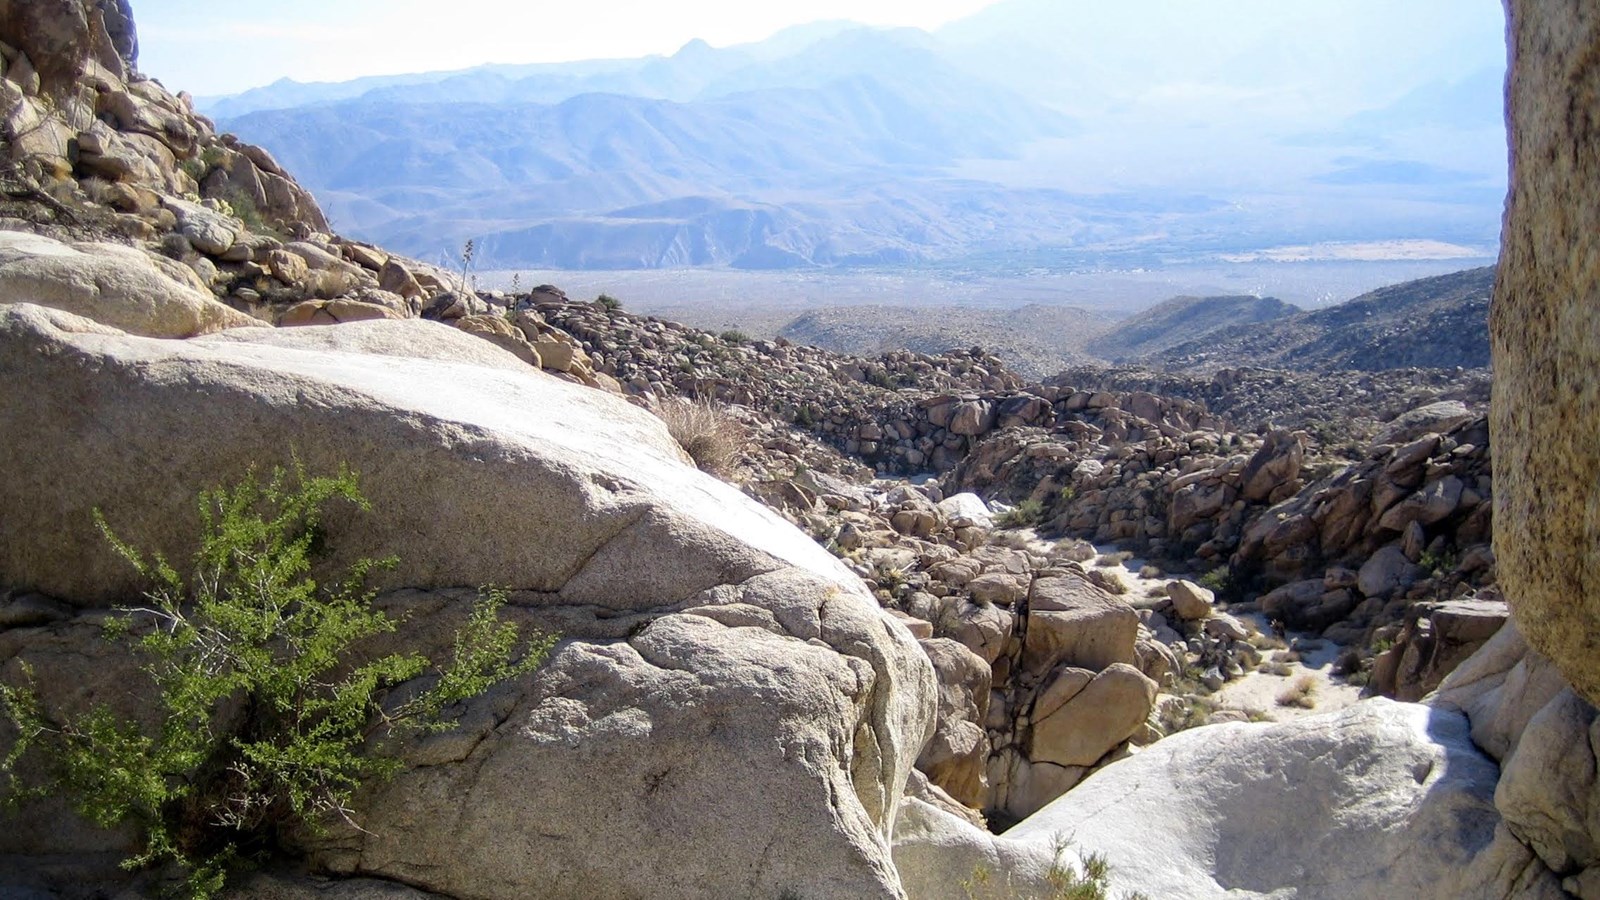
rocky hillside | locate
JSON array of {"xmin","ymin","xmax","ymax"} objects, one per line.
[
  {"xmin": 1142, "ymin": 266, "xmax": 1494, "ymax": 373},
  {"xmin": 1049, "ymin": 363, "xmax": 1491, "ymax": 453},
  {"xmin": 1084, "ymin": 294, "xmax": 1299, "ymax": 362},
  {"xmin": 777, "ymin": 303, "xmax": 1113, "ymax": 380}
]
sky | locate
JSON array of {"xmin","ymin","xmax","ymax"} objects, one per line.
[{"xmin": 133, "ymin": 0, "xmax": 1005, "ymax": 96}]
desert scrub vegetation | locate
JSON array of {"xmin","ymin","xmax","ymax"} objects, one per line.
[
  {"xmin": 1276, "ymin": 675, "xmax": 1320, "ymax": 709},
  {"xmin": 654, "ymin": 398, "xmax": 749, "ymax": 479},
  {"xmin": 960, "ymin": 838, "xmax": 1149, "ymax": 900},
  {"xmin": 995, "ymin": 498, "xmax": 1046, "ymax": 529},
  {"xmin": 1095, "ymin": 550, "xmax": 1134, "ymax": 568},
  {"xmin": 1196, "ymin": 565, "xmax": 1234, "ymax": 596},
  {"xmin": 0, "ymin": 463, "xmax": 554, "ymax": 897},
  {"xmin": 1260, "ymin": 649, "xmax": 1300, "ymax": 677},
  {"xmin": 1156, "ymin": 694, "xmax": 1221, "ymax": 735}
]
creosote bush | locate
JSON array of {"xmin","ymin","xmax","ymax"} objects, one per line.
[
  {"xmin": 0, "ymin": 463, "xmax": 554, "ymax": 897},
  {"xmin": 655, "ymin": 398, "xmax": 749, "ymax": 479}
]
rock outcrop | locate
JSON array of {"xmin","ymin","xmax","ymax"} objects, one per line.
[
  {"xmin": 897, "ymin": 700, "xmax": 1562, "ymax": 899},
  {"xmin": 1492, "ymin": 0, "xmax": 1600, "ymax": 707},
  {"xmin": 0, "ymin": 304, "xmax": 936, "ymax": 898}
]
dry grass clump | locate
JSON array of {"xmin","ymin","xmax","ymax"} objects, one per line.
[
  {"xmin": 1247, "ymin": 630, "xmax": 1290, "ymax": 651},
  {"xmin": 1157, "ymin": 695, "xmax": 1220, "ymax": 735},
  {"xmin": 1277, "ymin": 675, "xmax": 1319, "ymax": 709},
  {"xmin": 1095, "ymin": 550, "xmax": 1133, "ymax": 568},
  {"xmin": 1260, "ymin": 649, "xmax": 1299, "ymax": 677},
  {"xmin": 654, "ymin": 399, "xmax": 748, "ymax": 479}
]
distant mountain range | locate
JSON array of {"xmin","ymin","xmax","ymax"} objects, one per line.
[{"xmin": 207, "ymin": 0, "xmax": 1508, "ymax": 271}]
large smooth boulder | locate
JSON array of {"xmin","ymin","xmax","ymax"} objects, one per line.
[
  {"xmin": 1374, "ymin": 401, "xmax": 1474, "ymax": 446},
  {"xmin": 0, "ymin": 304, "xmax": 937, "ymax": 899},
  {"xmin": 1028, "ymin": 662, "xmax": 1155, "ymax": 769},
  {"xmin": 1021, "ymin": 572, "xmax": 1138, "ymax": 675},
  {"xmin": 1493, "ymin": 1, "xmax": 1600, "ymax": 706},
  {"xmin": 898, "ymin": 700, "xmax": 1564, "ymax": 899},
  {"xmin": 0, "ymin": 231, "xmax": 263, "ymax": 338}
]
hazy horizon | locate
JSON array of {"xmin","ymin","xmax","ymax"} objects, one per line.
[
  {"xmin": 150, "ymin": 0, "xmax": 1508, "ymax": 290},
  {"xmin": 134, "ymin": 0, "xmax": 1006, "ymax": 96}
]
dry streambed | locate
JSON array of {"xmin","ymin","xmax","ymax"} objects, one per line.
[{"xmin": 1082, "ymin": 543, "xmax": 1363, "ymax": 728}]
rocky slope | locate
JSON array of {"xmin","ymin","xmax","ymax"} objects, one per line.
[
  {"xmin": 1084, "ymin": 293, "xmax": 1299, "ymax": 363},
  {"xmin": 777, "ymin": 303, "xmax": 1113, "ymax": 381},
  {"xmin": 1144, "ymin": 266, "xmax": 1495, "ymax": 373}
]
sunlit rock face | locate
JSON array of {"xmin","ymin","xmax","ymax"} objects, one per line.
[{"xmin": 1491, "ymin": 0, "xmax": 1600, "ymax": 707}]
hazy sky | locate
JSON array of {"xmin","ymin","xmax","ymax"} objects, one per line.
[{"xmin": 133, "ymin": 0, "xmax": 1005, "ymax": 96}]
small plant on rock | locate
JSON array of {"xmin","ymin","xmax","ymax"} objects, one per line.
[
  {"xmin": 0, "ymin": 463, "xmax": 553, "ymax": 896},
  {"xmin": 595, "ymin": 293, "xmax": 622, "ymax": 311}
]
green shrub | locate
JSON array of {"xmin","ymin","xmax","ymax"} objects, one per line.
[
  {"xmin": 1417, "ymin": 546, "xmax": 1459, "ymax": 577},
  {"xmin": 996, "ymin": 498, "xmax": 1046, "ymax": 529},
  {"xmin": 1196, "ymin": 565, "xmax": 1233, "ymax": 596},
  {"xmin": 719, "ymin": 330, "xmax": 750, "ymax": 345},
  {"xmin": 0, "ymin": 463, "xmax": 553, "ymax": 896},
  {"xmin": 595, "ymin": 293, "xmax": 622, "ymax": 311},
  {"xmin": 960, "ymin": 837, "xmax": 1146, "ymax": 900}
]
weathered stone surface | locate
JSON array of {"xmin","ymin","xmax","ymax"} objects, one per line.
[
  {"xmin": 0, "ymin": 304, "xmax": 937, "ymax": 898},
  {"xmin": 1238, "ymin": 428, "xmax": 1302, "ymax": 502},
  {"xmin": 1377, "ymin": 475, "xmax": 1464, "ymax": 532},
  {"xmin": 1022, "ymin": 573, "xmax": 1138, "ymax": 675},
  {"xmin": 0, "ymin": 0, "xmax": 128, "ymax": 93},
  {"xmin": 937, "ymin": 492, "xmax": 993, "ymax": 529},
  {"xmin": 967, "ymin": 571, "xmax": 1025, "ymax": 607},
  {"xmin": 1375, "ymin": 597, "xmax": 1510, "ymax": 701},
  {"xmin": 1432, "ymin": 619, "xmax": 1573, "ymax": 766},
  {"xmin": 163, "ymin": 197, "xmax": 238, "ymax": 256},
  {"xmin": 916, "ymin": 638, "xmax": 992, "ymax": 809},
  {"xmin": 1028, "ymin": 663, "xmax": 1155, "ymax": 768},
  {"xmin": 986, "ymin": 701, "xmax": 1563, "ymax": 899},
  {"xmin": 1495, "ymin": 688, "xmax": 1600, "ymax": 875},
  {"xmin": 1375, "ymin": 400, "xmax": 1474, "ymax": 446},
  {"xmin": 0, "ymin": 231, "xmax": 263, "ymax": 337},
  {"xmin": 454, "ymin": 313, "xmax": 541, "ymax": 366},
  {"xmin": 1166, "ymin": 579, "xmax": 1214, "ymax": 620},
  {"xmin": 1358, "ymin": 544, "xmax": 1422, "ymax": 599},
  {"xmin": 1493, "ymin": 0, "xmax": 1600, "ymax": 706}
]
